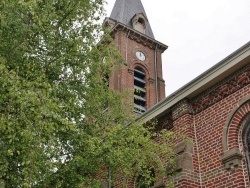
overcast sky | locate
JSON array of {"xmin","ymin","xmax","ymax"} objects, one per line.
[{"xmin": 104, "ymin": 0, "xmax": 250, "ymax": 96}]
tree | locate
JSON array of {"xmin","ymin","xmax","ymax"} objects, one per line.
[{"xmin": 0, "ymin": 0, "xmax": 176, "ymax": 187}]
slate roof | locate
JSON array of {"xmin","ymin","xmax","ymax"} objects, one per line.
[{"xmin": 109, "ymin": 0, "xmax": 155, "ymax": 39}]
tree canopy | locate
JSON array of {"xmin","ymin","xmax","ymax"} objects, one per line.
[{"xmin": 0, "ymin": 0, "xmax": 176, "ymax": 187}]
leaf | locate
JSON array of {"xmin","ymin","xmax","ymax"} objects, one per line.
[{"xmin": 0, "ymin": 0, "xmax": 177, "ymax": 187}]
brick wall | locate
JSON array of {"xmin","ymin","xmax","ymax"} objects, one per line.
[
  {"xmin": 109, "ymin": 29, "xmax": 166, "ymax": 110},
  {"xmin": 164, "ymin": 64, "xmax": 250, "ymax": 187}
]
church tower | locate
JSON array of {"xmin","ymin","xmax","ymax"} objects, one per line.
[{"xmin": 104, "ymin": 0, "xmax": 168, "ymax": 114}]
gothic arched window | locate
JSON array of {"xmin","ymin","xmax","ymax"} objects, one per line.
[
  {"xmin": 243, "ymin": 121, "xmax": 250, "ymax": 175},
  {"xmin": 134, "ymin": 67, "xmax": 146, "ymax": 114}
]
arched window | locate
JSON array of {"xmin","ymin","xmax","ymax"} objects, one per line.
[
  {"xmin": 134, "ymin": 67, "xmax": 146, "ymax": 114},
  {"xmin": 243, "ymin": 121, "xmax": 250, "ymax": 175},
  {"xmin": 138, "ymin": 18, "xmax": 145, "ymax": 25}
]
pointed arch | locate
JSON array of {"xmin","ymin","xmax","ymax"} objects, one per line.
[{"xmin": 241, "ymin": 117, "xmax": 250, "ymax": 174}]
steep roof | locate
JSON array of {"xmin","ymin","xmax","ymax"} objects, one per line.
[{"xmin": 109, "ymin": 0, "xmax": 155, "ymax": 39}]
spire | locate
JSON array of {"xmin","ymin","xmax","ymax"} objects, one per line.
[{"xmin": 109, "ymin": 0, "xmax": 155, "ymax": 39}]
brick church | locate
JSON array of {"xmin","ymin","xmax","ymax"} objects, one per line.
[{"xmin": 104, "ymin": 0, "xmax": 250, "ymax": 187}]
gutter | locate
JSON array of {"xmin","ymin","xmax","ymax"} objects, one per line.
[
  {"xmin": 154, "ymin": 45, "xmax": 159, "ymax": 103},
  {"xmin": 138, "ymin": 41, "xmax": 250, "ymax": 123}
]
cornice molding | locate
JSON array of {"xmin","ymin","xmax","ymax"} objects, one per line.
[
  {"xmin": 192, "ymin": 64, "xmax": 250, "ymax": 113},
  {"xmin": 104, "ymin": 18, "xmax": 168, "ymax": 51}
]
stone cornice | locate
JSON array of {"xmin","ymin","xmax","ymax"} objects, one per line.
[{"xmin": 104, "ymin": 18, "xmax": 168, "ymax": 51}]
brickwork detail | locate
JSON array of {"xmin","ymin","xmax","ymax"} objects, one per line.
[
  {"xmin": 157, "ymin": 114, "xmax": 173, "ymax": 131},
  {"xmin": 168, "ymin": 67, "xmax": 250, "ymax": 187},
  {"xmin": 172, "ymin": 99, "xmax": 193, "ymax": 120},
  {"xmin": 192, "ymin": 65, "xmax": 250, "ymax": 114},
  {"xmin": 228, "ymin": 104, "xmax": 250, "ymax": 149}
]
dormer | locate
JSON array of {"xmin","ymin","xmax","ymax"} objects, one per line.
[{"xmin": 132, "ymin": 13, "xmax": 148, "ymax": 34}]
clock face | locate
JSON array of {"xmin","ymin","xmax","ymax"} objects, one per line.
[{"xmin": 136, "ymin": 51, "xmax": 146, "ymax": 61}]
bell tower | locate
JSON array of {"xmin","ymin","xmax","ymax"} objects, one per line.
[{"xmin": 104, "ymin": 0, "xmax": 168, "ymax": 114}]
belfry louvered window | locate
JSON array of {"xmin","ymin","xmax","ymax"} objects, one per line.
[{"xmin": 134, "ymin": 67, "xmax": 146, "ymax": 114}]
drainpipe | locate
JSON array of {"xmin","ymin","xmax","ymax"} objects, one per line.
[
  {"xmin": 154, "ymin": 45, "xmax": 159, "ymax": 103},
  {"xmin": 125, "ymin": 30, "xmax": 130, "ymax": 64},
  {"xmin": 192, "ymin": 110, "xmax": 202, "ymax": 187},
  {"xmin": 108, "ymin": 166, "xmax": 112, "ymax": 188},
  {"xmin": 118, "ymin": 30, "xmax": 131, "ymax": 93}
]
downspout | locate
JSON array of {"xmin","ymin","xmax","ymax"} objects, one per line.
[
  {"xmin": 108, "ymin": 166, "xmax": 112, "ymax": 188},
  {"xmin": 125, "ymin": 30, "xmax": 131, "ymax": 64},
  {"xmin": 154, "ymin": 45, "xmax": 159, "ymax": 103},
  {"xmin": 119, "ymin": 30, "xmax": 130, "ymax": 92},
  {"xmin": 192, "ymin": 110, "xmax": 202, "ymax": 187}
]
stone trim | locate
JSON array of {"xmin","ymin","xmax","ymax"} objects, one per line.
[
  {"xmin": 174, "ymin": 169, "xmax": 200, "ymax": 184},
  {"xmin": 221, "ymin": 95, "xmax": 250, "ymax": 170},
  {"xmin": 221, "ymin": 148, "xmax": 243, "ymax": 170},
  {"xmin": 174, "ymin": 140, "xmax": 194, "ymax": 172},
  {"xmin": 157, "ymin": 77, "xmax": 165, "ymax": 83},
  {"xmin": 131, "ymin": 61, "xmax": 153, "ymax": 80},
  {"xmin": 109, "ymin": 22, "xmax": 168, "ymax": 51},
  {"xmin": 149, "ymin": 77, "xmax": 155, "ymax": 83},
  {"xmin": 222, "ymin": 96, "xmax": 250, "ymax": 152},
  {"xmin": 128, "ymin": 68, "xmax": 134, "ymax": 75}
]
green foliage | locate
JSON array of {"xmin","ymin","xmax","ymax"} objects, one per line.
[{"xmin": 0, "ymin": 0, "xmax": 176, "ymax": 187}]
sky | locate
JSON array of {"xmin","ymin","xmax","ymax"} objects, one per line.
[{"xmin": 104, "ymin": 0, "xmax": 250, "ymax": 96}]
